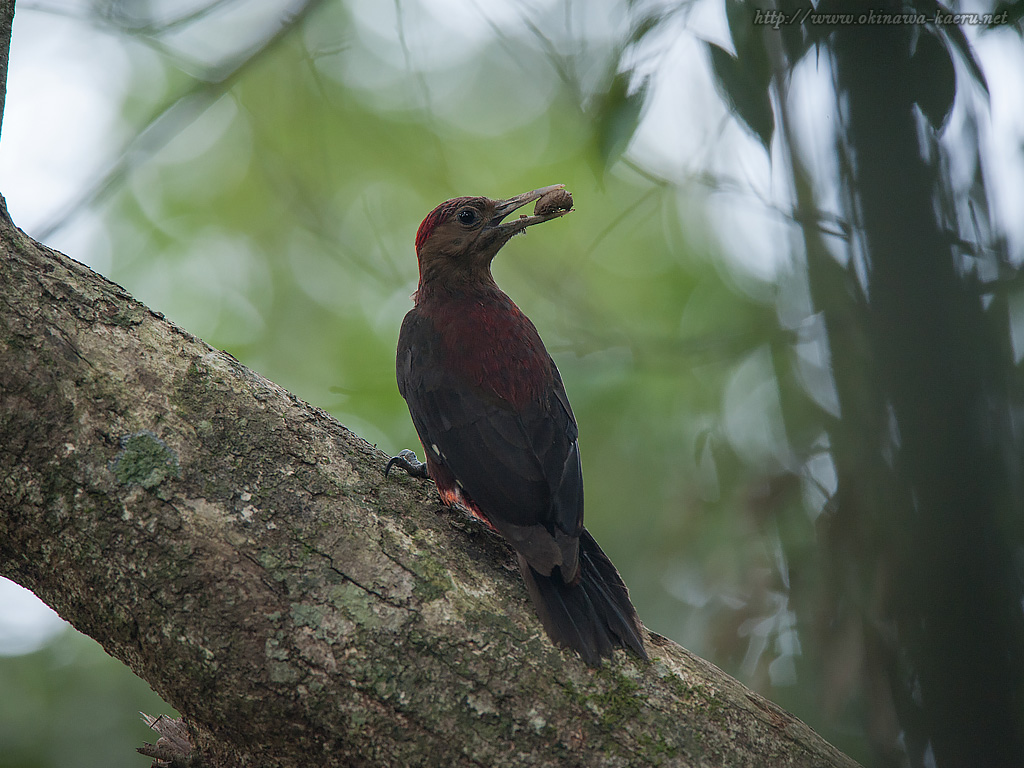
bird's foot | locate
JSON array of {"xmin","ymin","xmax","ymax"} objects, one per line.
[{"xmin": 385, "ymin": 449, "xmax": 429, "ymax": 479}]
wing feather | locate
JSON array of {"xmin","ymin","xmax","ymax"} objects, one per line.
[{"xmin": 397, "ymin": 310, "xmax": 584, "ymax": 569}]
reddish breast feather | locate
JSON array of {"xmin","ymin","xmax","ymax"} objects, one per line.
[{"xmin": 432, "ymin": 291, "xmax": 553, "ymax": 408}]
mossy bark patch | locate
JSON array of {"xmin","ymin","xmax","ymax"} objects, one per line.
[{"xmin": 111, "ymin": 430, "xmax": 180, "ymax": 489}]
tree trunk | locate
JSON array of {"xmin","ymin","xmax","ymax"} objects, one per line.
[{"xmin": 824, "ymin": 8, "xmax": 1024, "ymax": 766}]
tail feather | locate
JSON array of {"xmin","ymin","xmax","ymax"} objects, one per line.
[{"xmin": 518, "ymin": 528, "xmax": 647, "ymax": 666}]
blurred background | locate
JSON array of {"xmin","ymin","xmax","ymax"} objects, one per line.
[{"xmin": 1, "ymin": 0, "xmax": 1023, "ymax": 766}]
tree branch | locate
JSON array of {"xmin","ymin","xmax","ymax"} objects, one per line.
[
  {"xmin": 32, "ymin": 0, "xmax": 326, "ymax": 242},
  {"xmin": 0, "ymin": 0, "xmax": 14, "ymax": 142},
  {"xmin": 0, "ymin": 196, "xmax": 859, "ymax": 766}
]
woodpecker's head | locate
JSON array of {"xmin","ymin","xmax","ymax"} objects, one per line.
[{"xmin": 414, "ymin": 185, "xmax": 571, "ymax": 289}]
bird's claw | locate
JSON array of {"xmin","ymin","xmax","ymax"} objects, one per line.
[{"xmin": 385, "ymin": 449, "xmax": 429, "ymax": 479}]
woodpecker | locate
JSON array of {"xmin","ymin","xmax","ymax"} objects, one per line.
[{"xmin": 387, "ymin": 185, "xmax": 646, "ymax": 666}]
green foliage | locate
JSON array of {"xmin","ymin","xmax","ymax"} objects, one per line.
[
  {"xmin": 591, "ymin": 69, "xmax": 648, "ymax": 171},
  {"xmin": 0, "ymin": 629, "xmax": 175, "ymax": 768},
  {"xmin": 910, "ymin": 30, "xmax": 956, "ymax": 130},
  {"xmin": 990, "ymin": 0, "xmax": 1024, "ymax": 27},
  {"xmin": 705, "ymin": 0, "xmax": 774, "ymax": 150},
  {"xmin": 706, "ymin": 41, "xmax": 774, "ymax": 150}
]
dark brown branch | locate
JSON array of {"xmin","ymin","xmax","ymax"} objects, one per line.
[{"xmin": 0, "ymin": 0, "xmax": 14, "ymax": 141}]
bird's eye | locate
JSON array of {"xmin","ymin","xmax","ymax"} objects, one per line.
[{"xmin": 457, "ymin": 208, "xmax": 478, "ymax": 227}]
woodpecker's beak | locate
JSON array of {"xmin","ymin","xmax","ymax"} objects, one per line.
[{"xmin": 488, "ymin": 184, "xmax": 571, "ymax": 238}]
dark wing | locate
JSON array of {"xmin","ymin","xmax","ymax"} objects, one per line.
[{"xmin": 397, "ymin": 310, "xmax": 583, "ymax": 576}]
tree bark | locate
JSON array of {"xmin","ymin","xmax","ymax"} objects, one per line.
[
  {"xmin": 0, "ymin": 202, "xmax": 864, "ymax": 768},
  {"xmin": 0, "ymin": 0, "xmax": 12, "ymax": 138}
]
